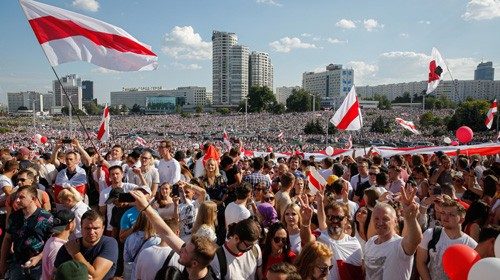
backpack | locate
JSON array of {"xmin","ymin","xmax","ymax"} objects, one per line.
[
  {"xmin": 154, "ymin": 250, "xmax": 182, "ymax": 280},
  {"xmin": 426, "ymin": 226, "xmax": 442, "ymax": 264},
  {"xmin": 215, "ymin": 245, "xmax": 259, "ymax": 279}
]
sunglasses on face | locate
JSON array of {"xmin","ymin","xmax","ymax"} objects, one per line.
[
  {"xmin": 273, "ymin": 237, "xmax": 287, "ymax": 244},
  {"xmin": 264, "ymin": 196, "xmax": 275, "ymax": 202},
  {"xmin": 17, "ymin": 178, "xmax": 29, "ymax": 182},
  {"xmin": 316, "ymin": 265, "xmax": 334, "ymax": 274},
  {"xmin": 327, "ymin": 215, "xmax": 345, "ymax": 222}
]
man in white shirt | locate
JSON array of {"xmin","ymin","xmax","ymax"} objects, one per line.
[
  {"xmin": 224, "ymin": 183, "xmax": 252, "ymax": 230},
  {"xmin": 349, "ymin": 160, "xmax": 370, "ymax": 199},
  {"xmin": 157, "ymin": 140, "xmax": 181, "ymax": 185},
  {"xmin": 416, "ymin": 199, "xmax": 477, "ymax": 280},
  {"xmin": 363, "ymin": 187, "xmax": 422, "ymax": 280}
]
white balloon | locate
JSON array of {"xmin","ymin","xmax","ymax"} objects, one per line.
[
  {"xmin": 325, "ymin": 146, "xmax": 334, "ymax": 156},
  {"xmin": 33, "ymin": 134, "xmax": 42, "ymax": 145},
  {"xmin": 495, "ymin": 234, "xmax": 500, "ymax": 258},
  {"xmin": 468, "ymin": 258, "xmax": 500, "ymax": 280},
  {"xmin": 443, "ymin": 137, "xmax": 452, "ymax": 144}
]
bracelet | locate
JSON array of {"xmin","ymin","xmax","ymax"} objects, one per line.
[
  {"xmin": 301, "ymin": 223, "xmax": 311, "ymax": 228},
  {"xmin": 141, "ymin": 203, "xmax": 151, "ymax": 212}
]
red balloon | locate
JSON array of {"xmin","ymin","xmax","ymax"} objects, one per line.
[
  {"xmin": 455, "ymin": 126, "xmax": 473, "ymax": 143},
  {"xmin": 267, "ymin": 147, "xmax": 273, "ymax": 152},
  {"xmin": 451, "ymin": 140, "xmax": 459, "ymax": 146},
  {"xmin": 442, "ymin": 244, "xmax": 480, "ymax": 280},
  {"xmin": 40, "ymin": 136, "xmax": 48, "ymax": 144}
]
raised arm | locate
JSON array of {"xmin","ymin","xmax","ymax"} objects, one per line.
[
  {"xmin": 400, "ymin": 186, "xmax": 423, "ymax": 255},
  {"xmin": 298, "ymin": 195, "xmax": 315, "ymax": 244},
  {"xmin": 72, "ymin": 139, "xmax": 92, "ymax": 167}
]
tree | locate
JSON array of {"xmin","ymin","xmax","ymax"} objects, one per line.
[
  {"xmin": 419, "ymin": 111, "xmax": 438, "ymax": 128},
  {"xmin": 216, "ymin": 108, "xmax": 230, "ymax": 115},
  {"xmin": 247, "ymin": 86, "xmax": 276, "ymax": 113},
  {"xmin": 83, "ymin": 100, "xmax": 100, "ymax": 115},
  {"xmin": 328, "ymin": 122, "xmax": 338, "ymax": 135},
  {"xmin": 61, "ymin": 106, "xmax": 85, "ymax": 116},
  {"xmin": 269, "ymin": 102, "xmax": 286, "ymax": 114},
  {"xmin": 130, "ymin": 104, "xmax": 142, "ymax": 114},
  {"xmin": 447, "ymin": 99, "xmax": 490, "ymax": 132},
  {"xmin": 304, "ymin": 119, "xmax": 325, "ymax": 134},
  {"xmin": 286, "ymin": 88, "xmax": 318, "ymax": 112},
  {"xmin": 370, "ymin": 116, "xmax": 392, "ymax": 133},
  {"xmin": 195, "ymin": 105, "xmax": 203, "ymax": 114},
  {"xmin": 373, "ymin": 94, "xmax": 392, "ymax": 110},
  {"xmin": 392, "ymin": 92, "xmax": 411, "ymax": 103},
  {"xmin": 17, "ymin": 106, "xmax": 28, "ymax": 111}
]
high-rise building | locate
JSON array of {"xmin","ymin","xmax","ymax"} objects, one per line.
[
  {"xmin": 110, "ymin": 86, "xmax": 210, "ymax": 109},
  {"xmin": 229, "ymin": 45, "xmax": 249, "ymax": 106},
  {"xmin": 7, "ymin": 91, "xmax": 45, "ymax": 113},
  {"xmin": 249, "ymin": 51, "xmax": 273, "ymax": 89},
  {"xmin": 275, "ymin": 86, "xmax": 300, "ymax": 104},
  {"xmin": 82, "ymin": 80, "xmax": 94, "ymax": 101},
  {"xmin": 302, "ymin": 64, "xmax": 354, "ymax": 103},
  {"xmin": 212, "ymin": 31, "xmax": 238, "ymax": 106},
  {"xmin": 474, "ymin": 61, "xmax": 494, "ymax": 81},
  {"xmin": 53, "ymin": 74, "xmax": 83, "ymax": 110}
]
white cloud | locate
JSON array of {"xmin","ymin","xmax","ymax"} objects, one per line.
[
  {"xmin": 72, "ymin": 0, "xmax": 99, "ymax": 12},
  {"xmin": 256, "ymin": 0, "xmax": 282, "ymax": 7},
  {"xmin": 91, "ymin": 67, "xmax": 119, "ymax": 74},
  {"xmin": 269, "ymin": 37, "xmax": 317, "ymax": 53},
  {"xmin": 170, "ymin": 62, "xmax": 202, "ymax": 70},
  {"xmin": 446, "ymin": 57, "xmax": 478, "ymax": 79},
  {"xmin": 363, "ymin": 19, "xmax": 384, "ymax": 31},
  {"xmin": 162, "ymin": 26, "xmax": 212, "ymax": 60},
  {"xmin": 418, "ymin": 20, "xmax": 431, "ymax": 24},
  {"xmin": 327, "ymin": 38, "xmax": 348, "ymax": 44},
  {"xmin": 336, "ymin": 19, "xmax": 356, "ymax": 29},
  {"xmin": 301, "ymin": 33, "xmax": 312, "ymax": 37},
  {"xmin": 346, "ymin": 61, "xmax": 379, "ymax": 85},
  {"xmin": 399, "ymin": 33, "xmax": 409, "ymax": 38},
  {"xmin": 462, "ymin": 0, "xmax": 500, "ymax": 20}
]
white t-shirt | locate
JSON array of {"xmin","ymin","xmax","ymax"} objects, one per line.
[
  {"xmin": 42, "ymin": 236, "xmax": 67, "ymax": 280},
  {"xmin": 0, "ymin": 174, "xmax": 13, "ymax": 214},
  {"xmin": 364, "ymin": 235, "xmax": 413, "ymax": 280},
  {"xmin": 211, "ymin": 243, "xmax": 262, "ymax": 280},
  {"xmin": 418, "ymin": 228, "xmax": 477, "ymax": 280},
  {"xmin": 135, "ymin": 245, "xmax": 184, "ymax": 280},
  {"xmin": 132, "ymin": 167, "xmax": 160, "ymax": 190},
  {"xmin": 158, "ymin": 158, "xmax": 181, "ymax": 185},
  {"xmin": 70, "ymin": 200, "xmax": 91, "ymax": 239},
  {"xmin": 224, "ymin": 201, "xmax": 251, "ymax": 229},
  {"xmin": 98, "ymin": 183, "xmax": 137, "ymax": 231},
  {"xmin": 288, "ymin": 232, "xmax": 301, "ymax": 254},
  {"xmin": 317, "ymin": 231, "xmax": 363, "ymax": 280}
]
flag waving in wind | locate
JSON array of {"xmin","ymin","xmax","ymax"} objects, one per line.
[
  {"xmin": 426, "ymin": 47, "xmax": 447, "ymax": 94},
  {"xmin": 330, "ymin": 86, "xmax": 362, "ymax": 130},
  {"xmin": 395, "ymin": 118, "xmax": 420, "ymax": 134},
  {"xmin": 97, "ymin": 105, "xmax": 110, "ymax": 142},
  {"xmin": 485, "ymin": 99, "xmax": 498, "ymax": 129},
  {"xmin": 20, "ymin": 0, "xmax": 158, "ymax": 71}
]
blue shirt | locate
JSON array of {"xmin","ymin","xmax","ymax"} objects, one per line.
[{"xmin": 120, "ymin": 207, "xmax": 140, "ymax": 230}]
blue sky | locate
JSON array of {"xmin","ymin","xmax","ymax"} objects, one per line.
[{"xmin": 1, "ymin": 0, "xmax": 499, "ymax": 104}]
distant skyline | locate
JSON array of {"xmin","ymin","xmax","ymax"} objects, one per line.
[{"xmin": 1, "ymin": 0, "xmax": 499, "ymax": 105}]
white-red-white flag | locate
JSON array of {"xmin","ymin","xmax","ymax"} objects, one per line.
[
  {"xmin": 485, "ymin": 99, "xmax": 497, "ymax": 129},
  {"xmin": 20, "ymin": 0, "xmax": 158, "ymax": 71},
  {"xmin": 222, "ymin": 129, "xmax": 231, "ymax": 148},
  {"xmin": 306, "ymin": 167, "xmax": 326, "ymax": 195},
  {"xmin": 135, "ymin": 136, "xmax": 147, "ymax": 147},
  {"xmin": 97, "ymin": 105, "xmax": 110, "ymax": 142},
  {"xmin": 426, "ymin": 47, "xmax": 447, "ymax": 94},
  {"xmin": 395, "ymin": 117, "xmax": 420, "ymax": 134},
  {"xmin": 330, "ymin": 86, "xmax": 362, "ymax": 130},
  {"xmin": 344, "ymin": 134, "xmax": 353, "ymax": 149},
  {"xmin": 277, "ymin": 131, "xmax": 284, "ymax": 141}
]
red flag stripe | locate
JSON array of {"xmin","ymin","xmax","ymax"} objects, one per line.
[
  {"xmin": 29, "ymin": 16, "xmax": 156, "ymax": 56},
  {"xmin": 307, "ymin": 173, "xmax": 322, "ymax": 191},
  {"xmin": 336, "ymin": 97, "xmax": 360, "ymax": 130}
]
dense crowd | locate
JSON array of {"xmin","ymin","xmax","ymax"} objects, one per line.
[
  {"xmin": 0, "ymin": 131, "xmax": 499, "ymax": 280},
  {"xmin": 1, "ymin": 108, "xmax": 496, "ymax": 156}
]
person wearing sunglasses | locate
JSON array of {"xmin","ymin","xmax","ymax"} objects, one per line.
[
  {"xmin": 261, "ymin": 222, "xmax": 296, "ymax": 279},
  {"xmin": 294, "ymin": 241, "xmax": 333, "ymax": 280}
]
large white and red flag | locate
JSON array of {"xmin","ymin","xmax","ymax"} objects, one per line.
[
  {"xmin": 426, "ymin": 47, "xmax": 447, "ymax": 94},
  {"xmin": 97, "ymin": 105, "xmax": 110, "ymax": 142},
  {"xmin": 330, "ymin": 86, "xmax": 362, "ymax": 130},
  {"xmin": 306, "ymin": 167, "xmax": 327, "ymax": 195},
  {"xmin": 485, "ymin": 99, "xmax": 497, "ymax": 129},
  {"xmin": 395, "ymin": 117, "xmax": 420, "ymax": 134},
  {"xmin": 20, "ymin": 0, "xmax": 158, "ymax": 71}
]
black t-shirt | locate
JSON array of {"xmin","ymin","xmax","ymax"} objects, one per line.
[
  {"xmin": 54, "ymin": 236, "xmax": 119, "ymax": 280},
  {"xmin": 180, "ymin": 266, "xmax": 217, "ymax": 280},
  {"xmin": 224, "ymin": 165, "xmax": 240, "ymax": 186},
  {"xmin": 354, "ymin": 180, "xmax": 371, "ymax": 198}
]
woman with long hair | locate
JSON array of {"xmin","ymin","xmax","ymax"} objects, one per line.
[
  {"xmin": 199, "ymin": 158, "xmax": 227, "ymax": 203},
  {"xmin": 290, "ymin": 177, "xmax": 306, "ymax": 203},
  {"xmin": 294, "ymin": 241, "xmax": 333, "ymax": 280},
  {"xmin": 123, "ymin": 211, "xmax": 161, "ymax": 280},
  {"xmin": 192, "ymin": 200, "xmax": 218, "ymax": 241},
  {"xmin": 413, "ymin": 165, "xmax": 430, "ymax": 199},
  {"xmin": 353, "ymin": 206, "xmax": 372, "ymax": 250},
  {"xmin": 262, "ymin": 222, "xmax": 297, "ymax": 279},
  {"xmin": 462, "ymin": 200, "xmax": 490, "ymax": 241},
  {"xmin": 154, "ymin": 182, "xmax": 178, "ymax": 219},
  {"xmin": 282, "ymin": 203, "xmax": 302, "ymax": 254},
  {"xmin": 58, "ymin": 187, "xmax": 91, "ymax": 239}
]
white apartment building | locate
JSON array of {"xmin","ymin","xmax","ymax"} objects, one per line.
[
  {"xmin": 229, "ymin": 45, "xmax": 249, "ymax": 106},
  {"xmin": 212, "ymin": 31, "xmax": 238, "ymax": 106},
  {"xmin": 110, "ymin": 86, "xmax": 210, "ymax": 109},
  {"xmin": 275, "ymin": 86, "xmax": 301, "ymax": 104},
  {"xmin": 302, "ymin": 64, "xmax": 354, "ymax": 103},
  {"xmin": 249, "ymin": 51, "xmax": 273, "ymax": 89},
  {"xmin": 53, "ymin": 74, "xmax": 83, "ymax": 110},
  {"xmin": 7, "ymin": 91, "xmax": 53, "ymax": 113}
]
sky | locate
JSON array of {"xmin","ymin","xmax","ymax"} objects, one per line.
[{"xmin": 1, "ymin": 0, "xmax": 499, "ymax": 105}]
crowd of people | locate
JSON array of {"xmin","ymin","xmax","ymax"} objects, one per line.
[
  {"xmin": 0, "ymin": 132, "xmax": 499, "ymax": 280},
  {"xmin": 1, "ymin": 108, "xmax": 496, "ymax": 156}
]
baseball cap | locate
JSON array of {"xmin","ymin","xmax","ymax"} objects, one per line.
[
  {"xmin": 55, "ymin": 260, "xmax": 88, "ymax": 280},
  {"xmin": 135, "ymin": 185, "xmax": 152, "ymax": 195},
  {"xmin": 51, "ymin": 209, "xmax": 75, "ymax": 233},
  {"xmin": 105, "ymin": 187, "xmax": 125, "ymax": 204}
]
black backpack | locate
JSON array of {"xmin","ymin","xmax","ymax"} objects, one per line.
[
  {"xmin": 215, "ymin": 245, "xmax": 259, "ymax": 279},
  {"xmin": 154, "ymin": 250, "xmax": 182, "ymax": 280}
]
